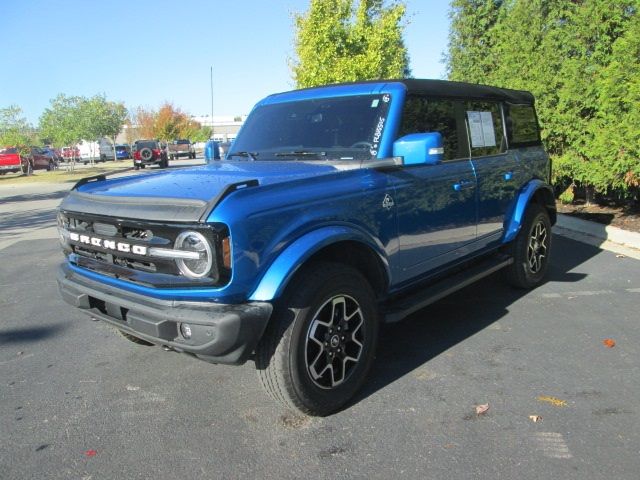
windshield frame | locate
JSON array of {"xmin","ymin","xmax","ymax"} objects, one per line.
[{"xmin": 229, "ymin": 91, "xmax": 397, "ymax": 162}]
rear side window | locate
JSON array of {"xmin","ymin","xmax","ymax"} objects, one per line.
[
  {"xmin": 505, "ymin": 104, "xmax": 541, "ymax": 146},
  {"xmin": 399, "ymin": 96, "xmax": 468, "ymax": 161},
  {"xmin": 464, "ymin": 101, "xmax": 505, "ymax": 157}
]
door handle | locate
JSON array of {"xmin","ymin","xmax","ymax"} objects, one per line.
[
  {"xmin": 503, "ymin": 171, "xmax": 514, "ymax": 181},
  {"xmin": 453, "ymin": 179, "xmax": 475, "ymax": 191}
]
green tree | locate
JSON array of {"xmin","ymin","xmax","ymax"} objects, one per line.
[
  {"xmin": 190, "ymin": 125, "xmax": 212, "ymax": 143},
  {"xmin": 292, "ymin": 0, "xmax": 410, "ymax": 88},
  {"xmin": 39, "ymin": 94, "xmax": 86, "ymax": 167},
  {"xmin": 446, "ymin": 0, "xmax": 505, "ymax": 82},
  {"xmin": 0, "ymin": 105, "xmax": 36, "ymax": 154},
  {"xmin": 82, "ymin": 95, "xmax": 128, "ymax": 160},
  {"xmin": 446, "ymin": 0, "xmax": 639, "ymax": 201}
]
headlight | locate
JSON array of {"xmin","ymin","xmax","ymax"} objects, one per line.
[{"xmin": 174, "ymin": 231, "xmax": 213, "ymax": 279}]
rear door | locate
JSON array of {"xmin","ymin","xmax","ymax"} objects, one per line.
[
  {"xmin": 465, "ymin": 100, "xmax": 520, "ymax": 241},
  {"xmin": 393, "ymin": 96, "xmax": 477, "ymax": 281}
]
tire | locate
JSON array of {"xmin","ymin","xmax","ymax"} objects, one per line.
[
  {"xmin": 134, "ymin": 165, "xmax": 140, "ymax": 170},
  {"xmin": 47, "ymin": 160, "xmax": 54, "ymax": 171},
  {"xmin": 118, "ymin": 330, "xmax": 154, "ymax": 346},
  {"xmin": 139, "ymin": 147, "xmax": 153, "ymax": 161},
  {"xmin": 255, "ymin": 262, "xmax": 379, "ymax": 416},
  {"xmin": 22, "ymin": 160, "xmax": 33, "ymax": 176},
  {"xmin": 503, "ymin": 203, "xmax": 552, "ymax": 289}
]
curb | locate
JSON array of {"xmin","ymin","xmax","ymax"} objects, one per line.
[{"xmin": 554, "ymin": 213, "xmax": 640, "ymax": 259}]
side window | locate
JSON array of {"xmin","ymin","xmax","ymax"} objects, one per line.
[
  {"xmin": 464, "ymin": 101, "xmax": 505, "ymax": 157},
  {"xmin": 400, "ymin": 96, "xmax": 467, "ymax": 161},
  {"xmin": 505, "ymin": 104, "xmax": 541, "ymax": 146}
]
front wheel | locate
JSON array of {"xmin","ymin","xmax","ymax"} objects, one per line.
[
  {"xmin": 503, "ymin": 203, "xmax": 552, "ymax": 288},
  {"xmin": 255, "ymin": 262, "xmax": 379, "ymax": 416}
]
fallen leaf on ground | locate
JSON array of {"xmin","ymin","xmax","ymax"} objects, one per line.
[
  {"xmin": 529, "ymin": 415, "xmax": 542, "ymax": 423},
  {"xmin": 603, "ymin": 338, "xmax": 616, "ymax": 348},
  {"xmin": 475, "ymin": 403, "xmax": 490, "ymax": 415},
  {"xmin": 537, "ymin": 395, "xmax": 567, "ymax": 407},
  {"xmin": 84, "ymin": 449, "xmax": 97, "ymax": 457}
]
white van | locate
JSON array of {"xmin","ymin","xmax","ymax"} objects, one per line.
[
  {"xmin": 98, "ymin": 138, "xmax": 115, "ymax": 161},
  {"xmin": 77, "ymin": 140, "xmax": 101, "ymax": 164}
]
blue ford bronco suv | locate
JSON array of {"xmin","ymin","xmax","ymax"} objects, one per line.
[{"xmin": 57, "ymin": 79, "xmax": 555, "ymax": 415}]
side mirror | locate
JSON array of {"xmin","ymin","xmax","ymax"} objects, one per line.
[{"xmin": 393, "ymin": 132, "xmax": 444, "ymax": 165}]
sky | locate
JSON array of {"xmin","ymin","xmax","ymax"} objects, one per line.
[{"xmin": 0, "ymin": 0, "xmax": 451, "ymax": 124}]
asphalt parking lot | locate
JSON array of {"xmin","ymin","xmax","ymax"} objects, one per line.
[{"xmin": 1, "ymin": 179, "xmax": 639, "ymax": 479}]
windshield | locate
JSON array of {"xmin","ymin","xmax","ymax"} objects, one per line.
[
  {"xmin": 230, "ymin": 94, "xmax": 391, "ymax": 161},
  {"xmin": 0, "ymin": 148, "xmax": 18, "ymax": 154},
  {"xmin": 175, "ymin": 140, "xmax": 190, "ymax": 145}
]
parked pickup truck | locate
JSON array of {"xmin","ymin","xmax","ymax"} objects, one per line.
[
  {"xmin": 57, "ymin": 79, "xmax": 555, "ymax": 416},
  {"xmin": 168, "ymin": 139, "xmax": 196, "ymax": 159},
  {"xmin": 0, "ymin": 147, "xmax": 27, "ymax": 175}
]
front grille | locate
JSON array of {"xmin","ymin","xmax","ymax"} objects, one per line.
[{"xmin": 59, "ymin": 211, "xmax": 230, "ymax": 288}]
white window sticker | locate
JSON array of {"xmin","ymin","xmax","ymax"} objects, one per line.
[
  {"xmin": 371, "ymin": 99, "xmax": 380, "ymax": 108},
  {"xmin": 467, "ymin": 111, "xmax": 497, "ymax": 148}
]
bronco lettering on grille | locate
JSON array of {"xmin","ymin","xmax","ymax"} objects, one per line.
[{"xmin": 69, "ymin": 232, "xmax": 148, "ymax": 255}]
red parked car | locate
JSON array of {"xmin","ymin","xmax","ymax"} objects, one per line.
[
  {"xmin": 61, "ymin": 146, "xmax": 81, "ymax": 162},
  {"xmin": 28, "ymin": 147, "xmax": 59, "ymax": 171},
  {"xmin": 0, "ymin": 147, "xmax": 27, "ymax": 174}
]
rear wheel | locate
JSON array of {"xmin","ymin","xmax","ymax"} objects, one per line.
[
  {"xmin": 255, "ymin": 262, "xmax": 379, "ymax": 416},
  {"xmin": 503, "ymin": 203, "xmax": 552, "ymax": 288},
  {"xmin": 22, "ymin": 160, "xmax": 33, "ymax": 176}
]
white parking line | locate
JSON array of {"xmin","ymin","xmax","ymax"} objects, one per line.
[{"xmin": 534, "ymin": 432, "xmax": 573, "ymax": 459}]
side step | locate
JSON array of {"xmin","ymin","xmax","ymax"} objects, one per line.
[{"xmin": 384, "ymin": 255, "xmax": 514, "ymax": 323}]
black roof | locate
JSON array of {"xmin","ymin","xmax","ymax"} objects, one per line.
[
  {"xmin": 399, "ymin": 79, "xmax": 534, "ymax": 104},
  {"xmin": 295, "ymin": 78, "xmax": 535, "ymax": 105}
]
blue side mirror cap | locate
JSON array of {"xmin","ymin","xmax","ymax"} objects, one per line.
[{"xmin": 393, "ymin": 132, "xmax": 444, "ymax": 165}]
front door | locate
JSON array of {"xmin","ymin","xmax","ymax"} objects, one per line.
[{"xmin": 393, "ymin": 96, "xmax": 477, "ymax": 282}]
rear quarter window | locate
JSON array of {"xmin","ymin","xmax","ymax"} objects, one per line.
[{"xmin": 506, "ymin": 104, "xmax": 541, "ymax": 147}]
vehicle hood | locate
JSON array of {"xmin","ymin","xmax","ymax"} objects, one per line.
[{"xmin": 60, "ymin": 161, "xmax": 358, "ymax": 222}]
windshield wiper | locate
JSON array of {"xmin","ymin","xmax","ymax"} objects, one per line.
[
  {"xmin": 228, "ymin": 151, "xmax": 258, "ymax": 161},
  {"xmin": 274, "ymin": 150, "xmax": 326, "ymax": 158}
]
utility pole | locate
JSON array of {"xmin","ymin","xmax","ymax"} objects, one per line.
[{"xmin": 210, "ymin": 66, "xmax": 214, "ymax": 139}]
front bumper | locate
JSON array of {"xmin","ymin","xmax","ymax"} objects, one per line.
[{"xmin": 57, "ymin": 263, "xmax": 272, "ymax": 364}]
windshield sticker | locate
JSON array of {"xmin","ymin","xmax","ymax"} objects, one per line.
[
  {"xmin": 382, "ymin": 94, "xmax": 390, "ymax": 103},
  {"xmin": 371, "ymin": 99, "xmax": 380, "ymax": 108},
  {"xmin": 371, "ymin": 116, "xmax": 386, "ymax": 156},
  {"xmin": 467, "ymin": 111, "xmax": 497, "ymax": 148}
]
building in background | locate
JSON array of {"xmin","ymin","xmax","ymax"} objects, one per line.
[{"xmin": 190, "ymin": 115, "xmax": 246, "ymax": 143}]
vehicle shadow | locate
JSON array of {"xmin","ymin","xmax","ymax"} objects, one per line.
[
  {"xmin": 1, "ymin": 191, "xmax": 68, "ymax": 204},
  {"xmin": 0, "ymin": 324, "xmax": 67, "ymax": 346},
  {"xmin": 0, "ymin": 209, "xmax": 58, "ymax": 235},
  {"xmin": 351, "ymin": 234, "xmax": 598, "ymax": 408}
]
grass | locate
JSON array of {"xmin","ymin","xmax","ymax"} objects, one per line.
[{"xmin": 0, "ymin": 160, "xmax": 134, "ymax": 185}]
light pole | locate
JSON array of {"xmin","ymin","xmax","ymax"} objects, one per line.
[{"xmin": 210, "ymin": 66, "xmax": 214, "ymax": 139}]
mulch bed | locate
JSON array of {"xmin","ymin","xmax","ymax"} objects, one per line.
[{"xmin": 557, "ymin": 200, "xmax": 640, "ymax": 234}]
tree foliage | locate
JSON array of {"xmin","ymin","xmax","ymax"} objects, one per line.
[
  {"xmin": 133, "ymin": 103, "xmax": 201, "ymax": 141},
  {"xmin": 292, "ymin": 0, "xmax": 410, "ymax": 88},
  {"xmin": 0, "ymin": 105, "xmax": 36, "ymax": 153},
  {"xmin": 446, "ymin": 0, "xmax": 639, "ymax": 198},
  {"xmin": 39, "ymin": 94, "xmax": 86, "ymax": 149}
]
